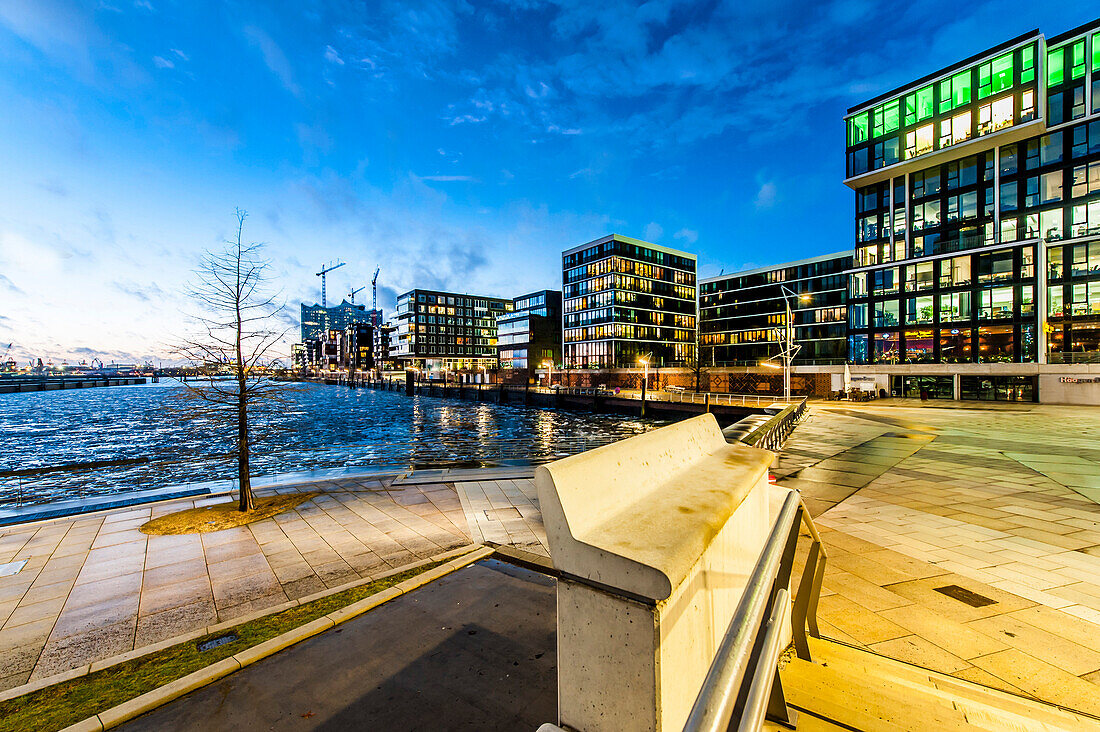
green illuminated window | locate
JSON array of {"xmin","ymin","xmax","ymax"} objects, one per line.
[
  {"xmin": 916, "ymin": 86, "xmax": 933, "ymax": 121},
  {"xmin": 939, "ymin": 78, "xmax": 952, "ymax": 114},
  {"xmin": 872, "ymin": 99, "xmax": 899, "ymax": 138},
  {"xmin": 991, "ymin": 54, "xmax": 1012, "ymax": 94},
  {"xmin": 849, "ymin": 113, "xmax": 869, "ymax": 146},
  {"xmin": 952, "ymin": 70, "xmax": 971, "ymax": 107},
  {"xmin": 978, "ymin": 64, "xmax": 991, "ymax": 99},
  {"xmin": 1021, "ymin": 45, "xmax": 1034, "ymax": 84},
  {"xmin": 1047, "ymin": 48, "xmax": 1064, "ymax": 87},
  {"xmin": 1070, "ymin": 40, "xmax": 1085, "ymax": 80},
  {"xmin": 1094, "ymin": 34, "xmax": 1100, "ymax": 72}
]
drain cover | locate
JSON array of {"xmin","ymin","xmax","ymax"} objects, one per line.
[
  {"xmin": 934, "ymin": 585, "xmax": 996, "ymax": 608},
  {"xmin": 197, "ymin": 633, "xmax": 239, "ymax": 652}
]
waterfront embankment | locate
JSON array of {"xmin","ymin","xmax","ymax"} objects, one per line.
[
  {"xmin": 0, "ymin": 376, "xmax": 146, "ymax": 394},
  {"xmin": 316, "ymin": 376, "xmax": 771, "ymax": 426}
]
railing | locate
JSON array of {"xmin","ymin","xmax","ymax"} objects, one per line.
[
  {"xmin": 1049, "ymin": 352, "xmax": 1100, "ymax": 364},
  {"xmin": 741, "ymin": 398, "xmax": 808, "ymax": 451},
  {"xmin": 682, "ymin": 491, "xmax": 827, "ymax": 732}
]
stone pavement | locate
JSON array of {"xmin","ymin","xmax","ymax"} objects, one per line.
[
  {"xmin": 0, "ymin": 469, "xmax": 539, "ymax": 693},
  {"xmin": 782, "ymin": 401, "xmax": 1100, "ymax": 714}
]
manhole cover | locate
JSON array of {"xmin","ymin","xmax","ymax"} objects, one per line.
[
  {"xmin": 934, "ymin": 585, "xmax": 996, "ymax": 608},
  {"xmin": 197, "ymin": 633, "xmax": 239, "ymax": 652}
]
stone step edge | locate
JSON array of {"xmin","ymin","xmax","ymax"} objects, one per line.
[
  {"xmin": 0, "ymin": 543, "xmax": 485, "ymax": 705},
  {"xmin": 56, "ymin": 544, "xmax": 495, "ymax": 732}
]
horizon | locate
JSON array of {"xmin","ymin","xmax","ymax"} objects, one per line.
[{"xmin": 0, "ymin": 0, "xmax": 1089, "ymax": 365}]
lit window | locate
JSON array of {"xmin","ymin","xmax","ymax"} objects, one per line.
[
  {"xmin": 1047, "ymin": 48, "xmax": 1064, "ymax": 87},
  {"xmin": 952, "ymin": 111, "xmax": 972, "ymax": 145},
  {"xmin": 848, "ymin": 112, "xmax": 869, "ymax": 146},
  {"xmin": 1071, "ymin": 40, "xmax": 1085, "ymax": 80},
  {"xmin": 991, "ymin": 96, "xmax": 1013, "ymax": 131},
  {"xmin": 1020, "ymin": 90, "xmax": 1035, "ymax": 122}
]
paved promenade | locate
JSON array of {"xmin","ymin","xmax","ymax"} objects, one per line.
[
  {"xmin": 780, "ymin": 401, "xmax": 1100, "ymax": 714},
  {"xmin": 0, "ymin": 468, "xmax": 537, "ymax": 692}
]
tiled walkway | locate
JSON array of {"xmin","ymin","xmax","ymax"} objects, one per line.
[
  {"xmin": 0, "ymin": 473, "xmax": 479, "ymax": 691},
  {"xmin": 783, "ymin": 402, "xmax": 1100, "ymax": 714}
]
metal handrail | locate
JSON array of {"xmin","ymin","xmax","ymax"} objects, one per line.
[
  {"xmin": 682, "ymin": 491, "xmax": 827, "ymax": 732},
  {"xmin": 741, "ymin": 398, "xmax": 808, "ymax": 451}
]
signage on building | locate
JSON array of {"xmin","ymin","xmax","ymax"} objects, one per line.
[{"xmin": 1059, "ymin": 377, "xmax": 1100, "ymax": 384}]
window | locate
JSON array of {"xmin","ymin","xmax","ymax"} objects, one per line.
[
  {"xmin": 872, "ymin": 99, "xmax": 899, "ymax": 138},
  {"xmin": 904, "ymin": 86, "xmax": 934, "ymax": 126},
  {"xmin": 1049, "ymin": 92, "xmax": 1063, "ymax": 126},
  {"xmin": 1047, "ymin": 47, "xmax": 1064, "ymax": 87},
  {"xmin": 906, "ymin": 296, "xmax": 935, "ymax": 324},
  {"xmin": 1021, "ymin": 90, "xmax": 1035, "ymax": 122},
  {"xmin": 1021, "ymin": 44, "xmax": 1035, "ymax": 84},
  {"xmin": 1000, "ymin": 145, "xmax": 1017, "ymax": 176},
  {"xmin": 940, "ymin": 70, "xmax": 972, "ymax": 113},
  {"xmin": 940, "ymin": 255, "xmax": 972, "ymax": 287},
  {"xmin": 1020, "ymin": 285, "xmax": 1034, "ymax": 315},
  {"xmin": 1000, "ymin": 180, "xmax": 1018, "ymax": 211},
  {"xmin": 1049, "ymin": 246, "xmax": 1063, "ymax": 279},
  {"xmin": 978, "ymin": 53, "xmax": 1014, "ymax": 100},
  {"xmin": 1071, "ymin": 85, "xmax": 1085, "ymax": 120},
  {"xmin": 907, "ymin": 124, "xmax": 934, "ymax": 159},
  {"xmin": 991, "ymin": 96, "xmax": 1013, "ymax": 132},
  {"xmin": 939, "ymin": 328, "xmax": 972, "ymax": 362},
  {"xmin": 874, "ymin": 300, "xmax": 900, "ymax": 327},
  {"xmin": 1071, "ymin": 40, "xmax": 1085, "ymax": 80},
  {"xmin": 946, "ymin": 157, "xmax": 977, "ymax": 189},
  {"xmin": 980, "ymin": 287, "xmax": 1014, "ymax": 319},
  {"xmin": 848, "ymin": 112, "xmax": 869, "ymax": 146},
  {"xmin": 911, "ymin": 168, "xmax": 941, "ymax": 198},
  {"xmin": 1041, "ymin": 132, "xmax": 1063, "ymax": 166},
  {"xmin": 1040, "ymin": 208, "xmax": 1064, "ymax": 241},
  {"xmin": 939, "ymin": 292, "xmax": 971, "ymax": 321},
  {"xmin": 978, "ymin": 251, "xmax": 1013, "ymax": 283},
  {"xmin": 1049, "ymin": 286, "xmax": 1065, "ymax": 317},
  {"xmin": 1041, "ymin": 171, "xmax": 1063, "ymax": 203},
  {"xmin": 1001, "ymin": 216, "xmax": 1018, "ymax": 242},
  {"xmin": 873, "ymin": 268, "xmax": 899, "ymax": 294}
]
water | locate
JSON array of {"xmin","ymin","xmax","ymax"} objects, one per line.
[{"xmin": 0, "ymin": 379, "xmax": 661, "ymax": 507}]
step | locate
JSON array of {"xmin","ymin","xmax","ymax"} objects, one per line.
[{"xmin": 784, "ymin": 639, "xmax": 1099, "ymax": 731}]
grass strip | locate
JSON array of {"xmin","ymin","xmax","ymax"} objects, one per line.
[{"xmin": 0, "ymin": 557, "xmax": 449, "ymax": 732}]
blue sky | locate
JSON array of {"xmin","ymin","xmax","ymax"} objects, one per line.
[{"xmin": 0, "ymin": 0, "xmax": 1090, "ymax": 365}]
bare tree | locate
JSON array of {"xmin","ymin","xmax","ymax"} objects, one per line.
[
  {"xmin": 175, "ymin": 209, "xmax": 290, "ymax": 512},
  {"xmin": 684, "ymin": 328, "xmax": 710, "ymax": 393}
]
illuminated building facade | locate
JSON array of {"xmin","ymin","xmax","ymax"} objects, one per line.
[
  {"xmin": 699, "ymin": 253, "xmax": 851, "ymax": 366},
  {"xmin": 300, "ymin": 300, "xmax": 373, "ymax": 342},
  {"xmin": 844, "ymin": 19, "xmax": 1100, "ymax": 401},
  {"xmin": 562, "ymin": 234, "xmax": 697, "ymax": 368},
  {"xmin": 392, "ymin": 289, "xmax": 510, "ymax": 373},
  {"xmin": 497, "ymin": 290, "xmax": 562, "ymax": 370}
]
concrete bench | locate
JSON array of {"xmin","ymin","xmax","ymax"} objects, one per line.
[{"xmin": 535, "ymin": 413, "xmax": 783, "ymax": 732}]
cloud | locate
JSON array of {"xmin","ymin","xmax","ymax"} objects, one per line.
[
  {"xmin": 324, "ymin": 44, "xmax": 344, "ymax": 65},
  {"xmin": 418, "ymin": 175, "xmax": 477, "ymax": 182},
  {"xmin": 171, "ymin": 48, "xmax": 189, "ymax": 61},
  {"xmin": 643, "ymin": 222, "xmax": 663, "ymax": 242},
  {"xmin": 753, "ymin": 181, "xmax": 777, "ymax": 209},
  {"xmin": 673, "ymin": 228, "xmax": 698, "ymax": 245},
  {"xmin": 0, "ymin": 273, "xmax": 25, "ymax": 295},
  {"xmin": 152, "ymin": 55, "xmax": 173, "ymax": 69},
  {"xmin": 244, "ymin": 25, "xmax": 300, "ymax": 96}
]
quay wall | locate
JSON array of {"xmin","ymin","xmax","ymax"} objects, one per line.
[{"xmin": 0, "ymin": 377, "xmax": 147, "ymax": 394}]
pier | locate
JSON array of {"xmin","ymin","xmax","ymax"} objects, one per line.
[{"xmin": 0, "ymin": 376, "xmax": 147, "ymax": 394}]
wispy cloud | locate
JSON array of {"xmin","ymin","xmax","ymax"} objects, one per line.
[
  {"xmin": 418, "ymin": 175, "xmax": 478, "ymax": 182},
  {"xmin": 244, "ymin": 25, "xmax": 300, "ymax": 97},
  {"xmin": 674, "ymin": 228, "xmax": 698, "ymax": 245},
  {"xmin": 152, "ymin": 55, "xmax": 173, "ymax": 69},
  {"xmin": 754, "ymin": 181, "xmax": 777, "ymax": 209}
]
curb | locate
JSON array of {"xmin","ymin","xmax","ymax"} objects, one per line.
[
  {"xmin": 58, "ymin": 544, "xmax": 495, "ymax": 732},
  {"xmin": 0, "ymin": 544, "xmax": 480, "ymax": 705}
]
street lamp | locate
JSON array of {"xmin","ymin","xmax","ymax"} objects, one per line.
[
  {"xmin": 774, "ymin": 287, "xmax": 810, "ymax": 403},
  {"xmin": 541, "ymin": 359, "xmax": 553, "ymax": 388}
]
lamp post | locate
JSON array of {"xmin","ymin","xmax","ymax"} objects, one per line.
[
  {"xmin": 541, "ymin": 359, "xmax": 553, "ymax": 389},
  {"xmin": 769, "ymin": 287, "xmax": 810, "ymax": 403},
  {"xmin": 638, "ymin": 353, "xmax": 651, "ymax": 418}
]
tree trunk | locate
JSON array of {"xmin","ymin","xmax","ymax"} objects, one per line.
[{"xmin": 238, "ymin": 385, "xmax": 254, "ymax": 511}]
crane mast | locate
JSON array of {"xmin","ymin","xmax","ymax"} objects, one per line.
[
  {"xmin": 372, "ymin": 267, "xmax": 380, "ymax": 312},
  {"xmin": 315, "ymin": 261, "xmax": 346, "ymax": 308}
]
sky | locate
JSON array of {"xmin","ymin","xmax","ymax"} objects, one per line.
[{"xmin": 0, "ymin": 0, "xmax": 1091, "ymax": 366}]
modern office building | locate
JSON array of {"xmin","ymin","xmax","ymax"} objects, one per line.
[
  {"xmin": 300, "ymin": 301, "xmax": 373, "ymax": 342},
  {"xmin": 392, "ymin": 289, "xmax": 511, "ymax": 374},
  {"xmin": 342, "ymin": 322, "xmax": 375, "ymax": 373},
  {"xmin": 562, "ymin": 234, "xmax": 697, "ymax": 369},
  {"xmin": 373, "ymin": 322, "xmax": 396, "ymax": 371},
  {"xmin": 699, "ymin": 253, "xmax": 851, "ymax": 366},
  {"xmin": 496, "ymin": 290, "xmax": 562, "ymax": 370},
  {"xmin": 843, "ymin": 19, "xmax": 1100, "ymax": 402}
]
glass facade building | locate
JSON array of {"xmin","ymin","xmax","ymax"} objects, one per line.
[
  {"xmin": 392, "ymin": 289, "xmax": 510, "ymax": 372},
  {"xmin": 497, "ymin": 290, "xmax": 562, "ymax": 370},
  {"xmin": 699, "ymin": 253, "xmax": 851, "ymax": 366},
  {"xmin": 845, "ymin": 19, "xmax": 1100, "ymax": 381},
  {"xmin": 562, "ymin": 234, "xmax": 697, "ymax": 368},
  {"xmin": 300, "ymin": 301, "xmax": 372, "ymax": 342}
]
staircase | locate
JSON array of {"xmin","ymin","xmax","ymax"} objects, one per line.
[{"xmin": 766, "ymin": 637, "xmax": 1099, "ymax": 731}]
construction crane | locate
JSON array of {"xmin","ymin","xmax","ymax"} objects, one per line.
[
  {"xmin": 372, "ymin": 267, "xmax": 381, "ymax": 312},
  {"xmin": 316, "ymin": 261, "xmax": 345, "ymax": 307},
  {"xmin": 348, "ymin": 286, "xmax": 365, "ymax": 303}
]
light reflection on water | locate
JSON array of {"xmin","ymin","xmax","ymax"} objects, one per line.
[{"xmin": 0, "ymin": 379, "xmax": 662, "ymax": 506}]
